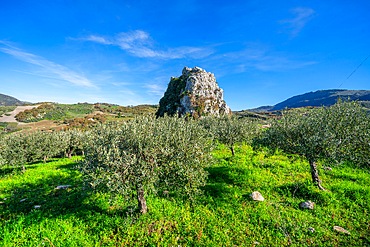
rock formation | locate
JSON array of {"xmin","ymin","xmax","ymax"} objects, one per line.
[{"xmin": 156, "ymin": 66, "xmax": 231, "ymax": 118}]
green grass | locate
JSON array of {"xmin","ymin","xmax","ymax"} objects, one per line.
[{"xmin": 0, "ymin": 145, "xmax": 369, "ymax": 246}]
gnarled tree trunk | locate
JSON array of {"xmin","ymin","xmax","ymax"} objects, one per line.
[
  {"xmin": 137, "ymin": 186, "xmax": 148, "ymax": 214},
  {"xmin": 309, "ymin": 160, "xmax": 325, "ymax": 190},
  {"xmin": 230, "ymin": 146, "xmax": 235, "ymax": 156},
  {"xmin": 66, "ymin": 149, "xmax": 73, "ymax": 159}
]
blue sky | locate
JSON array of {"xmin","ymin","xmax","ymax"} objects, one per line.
[{"xmin": 0, "ymin": 0, "xmax": 369, "ymax": 110}]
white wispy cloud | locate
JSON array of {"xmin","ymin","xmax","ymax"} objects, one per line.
[
  {"xmin": 218, "ymin": 46, "xmax": 317, "ymax": 72},
  {"xmin": 80, "ymin": 30, "xmax": 214, "ymax": 59},
  {"xmin": 144, "ymin": 83, "xmax": 165, "ymax": 97},
  {"xmin": 119, "ymin": 89, "xmax": 137, "ymax": 96},
  {"xmin": 111, "ymin": 81, "xmax": 132, "ymax": 87},
  {"xmin": 0, "ymin": 41, "xmax": 95, "ymax": 88},
  {"xmin": 280, "ymin": 7, "xmax": 315, "ymax": 36}
]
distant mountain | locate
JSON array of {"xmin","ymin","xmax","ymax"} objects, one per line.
[
  {"xmin": 0, "ymin": 93, "xmax": 23, "ymax": 106},
  {"xmin": 249, "ymin": 89, "xmax": 370, "ymax": 112}
]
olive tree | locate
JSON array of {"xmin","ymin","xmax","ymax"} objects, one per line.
[
  {"xmin": 59, "ymin": 129, "xmax": 86, "ymax": 158},
  {"xmin": 81, "ymin": 116, "xmax": 213, "ymax": 214},
  {"xmin": 35, "ymin": 131, "xmax": 68, "ymax": 162},
  {"xmin": 200, "ymin": 116, "xmax": 260, "ymax": 156},
  {"xmin": 0, "ymin": 131, "xmax": 71, "ymax": 170},
  {"xmin": 0, "ymin": 132, "xmax": 31, "ymax": 170},
  {"xmin": 255, "ymin": 101, "xmax": 370, "ymax": 190},
  {"xmin": 0, "ymin": 136, "xmax": 6, "ymax": 167},
  {"xmin": 323, "ymin": 101, "xmax": 370, "ymax": 168}
]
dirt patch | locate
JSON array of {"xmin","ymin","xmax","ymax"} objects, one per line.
[
  {"xmin": 0, "ymin": 105, "xmax": 40, "ymax": 123},
  {"xmin": 18, "ymin": 120, "xmax": 67, "ymax": 132}
]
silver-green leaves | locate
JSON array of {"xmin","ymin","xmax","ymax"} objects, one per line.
[{"xmin": 81, "ymin": 116, "xmax": 213, "ymax": 214}]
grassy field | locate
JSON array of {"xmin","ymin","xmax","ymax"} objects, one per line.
[{"xmin": 0, "ymin": 145, "xmax": 369, "ymax": 246}]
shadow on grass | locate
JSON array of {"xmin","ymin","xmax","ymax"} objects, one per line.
[
  {"xmin": 203, "ymin": 166, "xmax": 238, "ymax": 202},
  {"xmin": 206, "ymin": 166, "xmax": 235, "ymax": 184},
  {"xmin": 0, "ymin": 166, "xmax": 24, "ymax": 178},
  {"xmin": 0, "ymin": 164, "xmax": 43, "ymax": 178},
  {"xmin": 0, "ymin": 162, "xmax": 134, "ymax": 223},
  {"xmin": 275, "ymin": 182, "xmax": 328, "ymax": 204},
  {"xmin": 329, "ymin": 172, "xmax": 368, "ymax": 184},
  {"xmin": 0, "ymin": 159, "xmax": 64, "ymax": 178}
]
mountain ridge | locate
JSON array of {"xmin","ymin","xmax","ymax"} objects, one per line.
[
  {"xmin": 249, "ymin": 89, "xmax": 370, "ymax": 112},
  {"xmin": 0, "ymin": 93, "xmax": 23, "ymax": 106}
]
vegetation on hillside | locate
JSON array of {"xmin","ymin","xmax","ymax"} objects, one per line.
[
  {"xmin": 94, "ymin": 103, "xmax": 157, "ymax": 117},
  {"xmin": 14, "ymin": 103, "xmax": 158, "ymax": 124},
  {"xmin": 0, "ymin": 100, "xmax": 369, "ymax": 245},
  {"xmin": 15, "ymin": 103, "xmax": 95, "ymax": 122}
]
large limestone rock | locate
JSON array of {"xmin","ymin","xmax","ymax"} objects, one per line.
[{"xmin": 156, "ymin": 67, "xmax": 231, "ymax": 118}]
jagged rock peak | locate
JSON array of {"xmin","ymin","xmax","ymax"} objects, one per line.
[
  {"xmin": 182, "ymin": 66, "xmax": 205, "ymax": 76},
  {"xmin": 156, "ymin": 66, "xmax": 231, "ymax": 118}
]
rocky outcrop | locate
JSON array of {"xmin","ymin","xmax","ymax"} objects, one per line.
[{"xmin": 156, "ymin": 67, "xmax": 231, "ymax": 118}]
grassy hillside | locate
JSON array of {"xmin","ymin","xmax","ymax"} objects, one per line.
[
  {"xmin": 15, "ymin": 103, "xmax": 158, "ymax": 123},
  {"xmin": 1, "ymin": 144, "xmax": 369, "ymax": 246}
]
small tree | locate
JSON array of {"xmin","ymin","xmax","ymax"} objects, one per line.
[
  {"xmin": 255, "ymin": 101, "xmax": 370, "ymax": 190},
  {"xmin": 0, "ymin": 136, "xmax": 6, "ymax": 168},
  {"xmin": 81, "ymin": 116, "xmax": 213, "ymax": 214},
  {"xmin": 34, "ymin": 131, "xmax": 67, "ymax": 162},
  {"xmin": 201, "ymin": 116, "xmax": 259, "ymax": 156},
  {"xmin": 1, "ymin": 132, "xmax": 30, "ymax": 171},
  {"xmin": 323, "ymin": 101, "xmax": 370, "ymax": 168},
  {"xmin": 0, "ymin": 131, "xmax": 70, "ymax": 169},
  {"xmin": 60, "ymin": 130, "xmax": 86, "ymax": 158}
]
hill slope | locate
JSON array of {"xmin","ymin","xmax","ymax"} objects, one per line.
[
  {"xmin": 250, "ymin": 89, "xmax": 370, "ymax": 112},
  {"xmin": 0, "ymin": 93, "xmax": 23, "ymax": 106}
]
